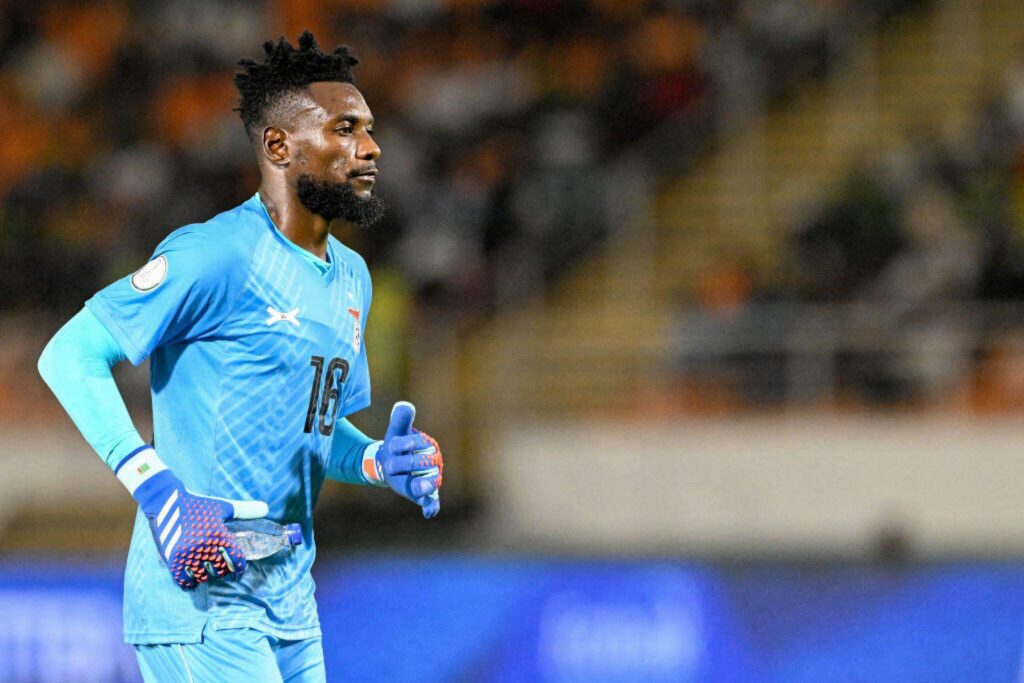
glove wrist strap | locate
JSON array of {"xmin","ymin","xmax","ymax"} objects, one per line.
[
  {"xmin": 114, "ymin": 446, "xmax": 169, "ymax": 496},
  {"xmin": 361, "ymin": 441, "xmax": 387, "ymax": 487}
]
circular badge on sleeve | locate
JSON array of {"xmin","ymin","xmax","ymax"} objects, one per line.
[{"xmin": 130, "ymin": 255, "xmax": 168, "ymax": 292}]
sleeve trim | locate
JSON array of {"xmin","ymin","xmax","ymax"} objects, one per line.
[
  {"xmin": 340, "ymin": 392, "xmax": 371, "ymax": 418},
  {"xmin": 85, "ymin": 298, "xmax": 147, "ymax": 366}
]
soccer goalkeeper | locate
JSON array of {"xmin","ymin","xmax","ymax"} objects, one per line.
[{"xmin": 37, "ymin": 32, "xmax": 443, "ymax": 682}]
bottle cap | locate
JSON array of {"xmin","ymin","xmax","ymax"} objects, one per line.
[{"xmin": 286, "ymin": 523, "xmax": 303, "ymax": 546}]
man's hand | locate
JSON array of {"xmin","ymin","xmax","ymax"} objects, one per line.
[
  {"xmin": 364, "ymin": 402, "xmax": 443, "ymax": 518},
  {"xmin": 116, "ymin": 447, "xmax": 269, "ymax": 590}
]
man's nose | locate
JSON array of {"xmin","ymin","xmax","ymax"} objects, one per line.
[{"xmin": 358, "ymin": 133, "xmax": 380, "ymax": 160}]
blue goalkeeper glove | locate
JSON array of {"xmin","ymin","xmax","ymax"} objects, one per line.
[
  {"xmin": 115, "ymin": 446, "xmax": 269, "ymax": 590},
  {"xmin": 362, "ymin": 402, "xmax": 443, "ymax": 518}
]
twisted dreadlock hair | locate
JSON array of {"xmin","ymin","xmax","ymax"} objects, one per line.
[{"xmin": 234, "ymin": 31, "xmax": 359, "ymax": 141}]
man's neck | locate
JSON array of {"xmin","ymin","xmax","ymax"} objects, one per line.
[{"xmin": 257, "ymin": 181, "xmax": 333, "ymax": 260}]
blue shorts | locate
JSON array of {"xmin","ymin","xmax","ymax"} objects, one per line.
[{"xmin": 135, "ymin": 628, "xmax": 325, "ymax": 682}]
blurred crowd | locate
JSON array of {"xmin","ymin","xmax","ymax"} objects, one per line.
[
  {"xmin": 0, "ymin": 0, "xmax": 931, "ymax": 425},
  {"xmin": 0, "ymin": 0, "xmax": 923, "ymax": 320},
  {"xmin": 677, "ymin": 52, "xmax": 1024, "ymax": 409}
]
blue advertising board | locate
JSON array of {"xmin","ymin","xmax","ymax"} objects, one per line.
[{"xmin": 2, "ymin": 558, "xmax": 1023, "ymax": 682}]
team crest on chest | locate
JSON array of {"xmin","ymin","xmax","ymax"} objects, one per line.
[{"xmin": 348, "ymin": 307, "xmax": 362, "ymax": 352}]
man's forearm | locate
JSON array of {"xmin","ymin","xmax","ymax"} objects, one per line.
[
  {"xmin": 38, "ymin": 307, "xmax": 148, "ymax": 469},
  {"xmin": 326, "ymin": 417, "xmax": 377, "ymax": 485}
]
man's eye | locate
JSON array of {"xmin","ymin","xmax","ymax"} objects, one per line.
[{"xmin": 336, "ymin": 127, "xmax": 353, "ymax": 135}]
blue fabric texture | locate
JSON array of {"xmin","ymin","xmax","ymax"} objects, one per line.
[
  {"xmin": 84, "ymin": 193, "xmax": 373, "ymax": 644},
  {"xmin": 135, "ymin": 628, "xmax": 325, "ymax": 683},
  {"xmin": 37, "ymin": 307, "xmax": 148, "ymax": 469}
]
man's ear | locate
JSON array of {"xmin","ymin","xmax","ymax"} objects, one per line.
[{"xmin": 262, "ymin": 126, "xmax": 289, "ymax": 166}]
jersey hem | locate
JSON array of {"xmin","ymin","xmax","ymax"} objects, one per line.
[
  {"xmin": 125, "ymin": 620, "xmax": 321, "ymax": 645},
  {"xmin": 209, "ymin": 619, "xmax": 322, "ymax": 641},
  {"xmin": 124, "ymin": 626, "xmax": 205, "ymax": 646}
]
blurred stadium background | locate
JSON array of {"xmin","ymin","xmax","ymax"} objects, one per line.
[{"xmin": 4, "ymin": 0, "xmax": 1024, "ymax": 680}]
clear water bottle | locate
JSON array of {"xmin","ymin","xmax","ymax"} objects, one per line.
[{"xmin": 225, "ymin": 519, "xmax": 303, "ymax": 561}]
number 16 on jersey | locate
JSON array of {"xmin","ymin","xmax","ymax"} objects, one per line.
[{"xmin": 304, "ymin": 355, "xmax": 349, "ymax": 436}]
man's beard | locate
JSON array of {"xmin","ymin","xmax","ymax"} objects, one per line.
[{"xmin": 296, "ymin": 174, "xmax": 387, "ymax": 228}]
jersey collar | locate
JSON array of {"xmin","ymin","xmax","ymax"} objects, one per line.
[{"xmin": 251, "ymin": 193, "xmax": 337, "ymax": 285}]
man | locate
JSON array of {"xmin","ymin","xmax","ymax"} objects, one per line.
[{"xmin": 37, "ymin": 32, "xmax": 443, "ymax": 682}]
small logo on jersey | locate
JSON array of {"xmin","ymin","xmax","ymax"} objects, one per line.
[
  {"xmin": 130, "ymin": 255, "xmax": 168, "ymax": 293},
  {"xmin": 348, "ymin": 307, "xmax": 362, "ymax": 352},
  {"xmin": 266, "ymin": 306, "xmax": 301, "ymax": 327}
]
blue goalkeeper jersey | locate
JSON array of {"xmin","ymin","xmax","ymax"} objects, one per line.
[{"xmin": 85, "ymin": 193, "xmax": 372, "ymax": 644}]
